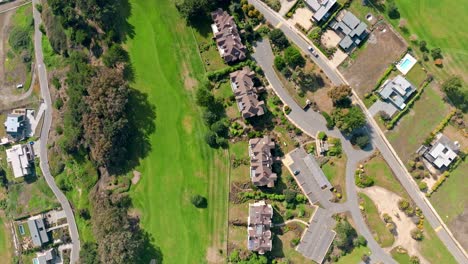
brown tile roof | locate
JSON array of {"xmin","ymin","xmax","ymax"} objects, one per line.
[
  {"xmin": 249, "ymin": 136, "xmax": 277, "ymax": 187},
  {"xmin": 230, "ymin": 67, "xmax": 265, "ymax": 119},
  {"xmin": 248, "ymin": 201, "xmax": 273, "ymax": 254},
  {"xmin": 211, "ymin": 9, "xmax": 246, "ymax": 63}
]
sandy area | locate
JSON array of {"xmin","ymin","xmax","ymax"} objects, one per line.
[
  {"xmin": 359, "ymin": 186, "xmax": 428, "ymax": 263},
  {"xmin": 321, "ymin": 30, "xmax": 341, "ymax": 48},
  {"xmin": 330, "ymin": 49, "xmax": 348, "ymax": 68},
  {"xmin": 279, "ymin": 0, "xmax": 298, "ymax": 16},
  {"xmin": 289, "ymin": 7, "xmax": 313, "ymax": 31}
]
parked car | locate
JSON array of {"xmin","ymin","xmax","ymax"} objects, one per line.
[
  {"xmin": 293, "ymin": 170, "xmax": 300, "ymax": 175},
  {"xmin": 307, "ymin": 46, "xmax": 318, "ymax": 57}
]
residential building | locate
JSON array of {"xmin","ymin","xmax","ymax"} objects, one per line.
[
  {"xmin": 28, "ymin": 216, "xmax": 49, "ymax": 247},
  {"xmin": 330, "ymin": 11, "xmax": 369, "ymax": 51},
  {"xmin": 4, "ymin": 113, "xmax": 26, "ymax": 140},
  {"xmin": 6, "ymin": 144, "xmax": 34, "ymax": 178},
  {"xmin": 230, "ymin": 67, "xmax": 265, "ymax": 119},
  {"xmin": 247, "ymin": 201, "xmax": 273, "ymax": 254},
  {"xmin": 211, "ymin": 9, "xmax": 246, "ymax": 63},
  {"xmin": 33, "ymin": 248, "xmax": 55, "ymax": 264},
  {"xmin": 378, "ymin": 75, "xmax": 416, "ymax": 110},
  {"xmin": 248, "ymin": 136, "xmax": 277, "ymax": 187},
  {"xmin": 305, "ymin": 0, "xmax": 337, "ymax": 22},
  {"xmin": 422, "ymin": 133, "xmax": 460, "ymax": 169}
]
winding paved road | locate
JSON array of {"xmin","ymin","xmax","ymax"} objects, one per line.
[
  {"xmin": 249, "ymin": 1, "xmax": 468, "ymax": 262},
  {"xmin": 32, "ymin": 1, "xmax": 80, "ymax": 262}
]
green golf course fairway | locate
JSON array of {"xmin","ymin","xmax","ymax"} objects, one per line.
[{"xmin": 126, "ymin": 0, "xmax": 229, "ymax": 262}]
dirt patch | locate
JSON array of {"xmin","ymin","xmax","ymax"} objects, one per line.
[
  {"xmin": 206, "ymin": 246, "xmax": 224, "ymax": 264},
  {"xmin": 443, "ymin": 124, "xmax": 468, "ymax": 152},
  {"xmin": 359, "ymin": 186, "xmax": 428, "ymax": 263},
  {"xmin": 289, "ymin": 7, "xmax": 313, "ymax": 31},
  {"xmin": 448, "ymin": 206, "xmax": 468, "ymax": 250},
  {"xmin": 311, "ymin": 86, "xmax": 334, "ymax": 113},
  {"xmin": 131, "ymin": 170, "xmax": 141, "ymax": 185},
  {"xmin": 181, "ymin": 62, "xmax": 197, "ymax": 91},
  {"xmin": 321, "ymin": 30, "xmax": 341, "ymax": 48},
  {"xmin": 127, "ymin": 207, "xmax": 142, "ymax": 219},
  {"xmin": 182, "ymin": 115, "xmax": 193, "ymax": 134},
  {"xmin": 341, "ymin": 23, "xmax": 407, "ymax": 97}
]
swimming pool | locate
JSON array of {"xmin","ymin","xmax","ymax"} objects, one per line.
[
  {"xmin": 18, "ymin": 224, "xmax": 25, "ymax": 235},
  {"xmin": 396, "ymin": 53, "xmax": 417, "ymax": 75}
]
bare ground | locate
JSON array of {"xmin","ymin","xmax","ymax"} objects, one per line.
[
  {"xmin": 448, "ymin": 206, "xmax": 468, "ymax": 251},
  {"xmin": 341, "ymin": 23, "xmax": 407, "ymax": 97}
]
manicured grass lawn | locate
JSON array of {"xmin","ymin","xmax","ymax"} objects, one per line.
[
  {"xmin": 229, "ymin": 141, "xmax": 250, "ymax": 183},
  {"xmin": 419, "ymin": 221, "xmax": 457, "ymax": 264},
  {"xmin": 430, "ymin": 161, "xmax": 468, "ymax": 223},
  {"xmin": 405, "ymin": 65, "xmax": 427, "ymax": 88},
  {"xmin": 0, "ymin": 215, "xmax": 12, "ymax": 262},
  {"xmin": 391, "ymin": 0, "xmax": 468, "ymax": 82},
  {"xmin": 42, "ymin": 35, "xmax": 64, "ymax": 69},
  {"xmin": 358, "ymin": 193, "xmax": 395, "ymax": 248},
  {"xmin": 364, "ymin": 155, "xmax": 409, "ymax": 200},
  {"xmin": 386, "ymin": 83, "xmax": 450, "ymax": 161},
  {"xmin": 192, "ymin": 20, "xmax": 226, "ymax": 72},
  {"xmin": 335, "ymin": 246, "xmax": 371, "ymax": 264},
  {"xmin": 126, "ymin": 0, "xmax": 229, "ymax": 263},
  {"xmin": 322, "ymin": 154, "xmax": 347, "ymax": 201}
]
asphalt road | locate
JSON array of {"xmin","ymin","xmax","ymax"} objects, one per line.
[
  {"xmin": 250, "ymin": 1, "xmax": 468, "ymax": 262},
  {"xmin": 32, "ymin": 1, "xmax": 80, "ymax": 263}
]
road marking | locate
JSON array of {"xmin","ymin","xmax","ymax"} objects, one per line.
[
  {"xmin": 275, "ymin": 22, "xmax": 282, "ymax": 28},
  {"xmin": 435, "ymin": 226, "xmax": 442, "ymax": 232}
]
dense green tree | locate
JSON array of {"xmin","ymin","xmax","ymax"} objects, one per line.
[
  {"xmin": 334, "ymin": 219, "xmax": 357, "ymax": 252},
  {"xmin": 211, "ymin": 120, "xmax": 228, "ymax": 137},
  {"xmin": 328, "ymin": 85, "xmax": 352, "ymax": 107},
  {"xmin": 442, "ymin": 76, "xmax": 467, "ymax": 112},
  {"xmin": 196, "ymin": 88, "xmax": 215, "ymax": 107},
  {"xmin": 431, "ymin": 48, "xmax": 442, "ymax": 59},
  {"xmin": 103, "ymin": 45, "xmax": 130, "ymax": 67},
  {"xmin": 283, "ymin": 190, "xmax": 297, "ymax": 204},
  {"xmin": 191, "ymin": 194, "xmax": 208, "ymax": 208},
  {"xmin": 284, "ymin": 46, "xmax": 305, "ymax": 68},
  {"xmin": 176, "ymin": 0, "xmax": 213, "ymax": 24},
  {"xmin": 387, "ymin": 2, "xmax": 400, "ymax": 19},
  {"xmin": 269, "ymin": 29, "xmax": 289, "ymax": 50},
  {"xmin": 351, "ymin": 133, "xmax": 370, "ymax": 149},
  {"xmin": 332, "ymin": 106, "xmax": 366, "ymax": 134},
  {"xmin": 80, "ymin": 243, "xmax": 99, "ymax": 264},
  {"xmin": 274, "ymin": 56, "xmax": 286, "ymax": 71}
]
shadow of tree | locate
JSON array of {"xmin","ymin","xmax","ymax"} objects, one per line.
[
  {"xmin": 113, "ymin": 0, "xmax": 136, "ymax": 42},
  {"xmin": 137, "ymin": 231, "xmax": 164, "ymax": 264}
]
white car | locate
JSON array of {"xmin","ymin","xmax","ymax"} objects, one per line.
[{"xmin": 307, "ymin": 46, "xmax": 318, "ymax": 57}]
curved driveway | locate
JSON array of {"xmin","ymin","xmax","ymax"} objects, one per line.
[
  {"xmin": 32, "ymin": 1, "xmax": 80, "ymax": 263},
  {"xmin": 249, "ymin": 2, "xmax": 468, "ymax": 263}
]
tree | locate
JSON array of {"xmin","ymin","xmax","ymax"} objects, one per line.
[
  {"xmin": 176, "ymin": 0, "xmax": 213, "ymax": 24},
  {"xmin": 442, "ymin": 76, "xmax": 467, "ymax": 112},
  {"xmin": 387, "ymin": 2, "xmax": 400, "ymax": 19},
  {"xmin": 418, "ymin": 181, "xmax": 428, "ymax": 191},
  {"xmin": 80, "ymin": 243, "xmax": 99, "ymax": 264},
  {"xmin": 398, "ymin": 199, "xmax": 409, "ymax": 211},
  {"xmin": 410, "ymin": 228, "xmax": 423, "ymax": 241},
  {"xmin": 196, "ymin": 88, "xmax": 215, "ymax": 107},
  {"xmin": 211, "ymin": 120, "xmax": 228, "ymax": 137},
  {"xmin": 274, "ymin": 55, "xmax": 286, "ymax": 70},
  {"xmin": 191, "ymin": 194, "xmax": 207, "ymax": 208},
  {"xmin": 378, "ymin": 110, "xmax": 391, "ymax": 121},
  {"xmin": 284, "ymin": 46, "xmax": 305, "ymax": 68},
  {"xmin": 205, "ymin": 130, "xmax": 218, "ymax": 148},
  {"xmin": 332, "ymin": 106, "xmax": 367, "ymax": 134},
  {"xmin": 353, "ymin": 235, "xmax": 367, "ymax": 247},
  {"xmin": 355, "ymin": 173, "xmax": 374, "ymax": 187},
  {"xmin": 103, "ymin": 44, "xmax": 130, "ymax": 67},
  {"xmin": 296, "ymin": 71, "xmax": 323, "ymax": 91},
  {"xmin": 351, "ymin": 133, "xmax": 370, "ymax": 149},
  {"xmin": 334, "ymin": 219, "xmax": 357, "ymax": 252},
  {"xmin": 83, "ymin": 67, "xmax": 129, "ymax": 169},
  {"xmin": 269, "ymin": 29, "xmax": 289, "ymax": 50},
  {"xmin": 284, "ymin": 190, "xmax": 297, "ymax": 204},
  {"xmin": 8, "ymin": 27, "xmax": 31, "ymax": 53},
  {"xmin": 431, "ymin": 48, "xmax": 442, "ymax": 60},
  {"xmin": 328, "ymin": 85, "xmax": 352, "ymax": 107},
  {"xmin": 410, "ymin": 255, "xmax": 420, "ymax": 264},
  {"xmin": 419, "ymin": 40, "xmax": 428, "ymax": 52}
]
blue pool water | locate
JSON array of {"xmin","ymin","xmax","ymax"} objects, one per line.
[
  {"xmin": 399, "ymin": 58, "xmax": 412, "ymax": 72},
  {"xmin": 18, "ymin": 224, "xmax": 25, "ymax": 235}
]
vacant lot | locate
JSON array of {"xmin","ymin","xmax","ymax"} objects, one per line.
[
  {"xmin": 126, "ymin": 0, "xmax": 229, "ymax": 263},
  {"xmin": 341, "ymin": 23, "xmax": 406, "ymax": 97},
  {"xmin": 386, "ymin": 83, "xmax": 451, "ymax": 161},
  {"xmin": 430, "ymin": 161, "xmax": 468, "ymax": 250},
  {"xmin": 0, "ymin": 214, "xmax": 12, "ymax": 262},
  {"xmin": 392, "ymin": 0, "xmax": 468, "ymax": 83},
  {"xmin": 364, "ymin": 154, "xmax": 409, "ymax": 200},
  {"xmin": 358, "ymin": 193, "xmax": 394, "ymax": 247},
  {"xmin": 419, "ymin": 221, "xmax": 457, "ymax": 264}
]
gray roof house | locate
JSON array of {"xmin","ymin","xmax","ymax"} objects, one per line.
[
  {"xmin": 305, "ymin": 0, "xmax": 337, "ymax": 22},
  {"xmin": 211, "ymin": 9, "xmax": 246, "ymax": 63},
  {"xmin": 378, "ymin": 75, "xmax": 416, "ymax": 109},
  {"xmin": 247, "ymin": 201, "xmax": 273, "ymax": 254},
  {"xmin": 330, "ymin": 11, "xmax": 369, "ymax": 51},
  {"xmin": 249, "ymin": 136, "xmax": 277, "ymax": 187},
  {"xmin": 28, "ymin": 216, "xmax": 49, "ymax": 247},
  {"xmin": 230, "ymin": 67, "xmax": 265, "ymax": 119},
  {"xmin": 4, "ymin": 113, "xmax": 26, "ymax": 140},
  {"xmin": 423, "ymin": 133, "xmax": 460, "ymax": 169}
]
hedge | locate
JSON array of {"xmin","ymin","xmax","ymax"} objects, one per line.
[
  {"xmin": 426, "ymin": 172, "xmax": 449, "ymax": 197},
  {"xmin": 386, "ymin": 80, "xmax": 431, "ymax": 129},
  {"xmin": 206, "ymin": 60, "xmax": 258, "ymax": 82},
  {"xmin": 423, "ymin": 110, "xmax": 456, "ymax": 145},
  {"xmin": 373, "ymin": 65, "xmax": 395, "ymax": 92}
]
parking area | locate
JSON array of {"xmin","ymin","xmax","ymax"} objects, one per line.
[
  {"xmin": 368, "ymin": 99, "xmax": 398, "ymax": 117},
  {"xmin": 297, "ymin": 208, "xmax": 337, "ymax": 264},
  {"xmin": 283, "ymin": 148, "xmax": 333, "ymax": 204},
  {"xmin": 289, "ymin": 7, "xmax": 313, "ymax": 31},
  {"xmin": 341, "ymin": 23, "xmax": 407, "ymax": 97}
]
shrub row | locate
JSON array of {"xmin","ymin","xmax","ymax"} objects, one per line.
[
  {"xmin": 423, "ymin": 110, "xmax": 456, "ymax": 145},
  {"xmin": 386, "ymin": 80, "xmax": 431, "ymax": 129},
  {"xmin": 206, "ymin": 60, "xmax": 259, "ymax": 82},
  {"xmin": 373, "ymin": 65, "xmax": 395, "ymax": 92},
  {"xmin": 426, "ymin": 172, "xmax": 449, "ymax": 197},
  {"xmin": 285, "ymin": 0, "xmax": 304, "ymax": 18}
]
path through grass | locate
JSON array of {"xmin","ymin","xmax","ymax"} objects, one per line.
[{"xmin": 126, "ymin": 0, "xmax": 229, "ymax": 263}]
